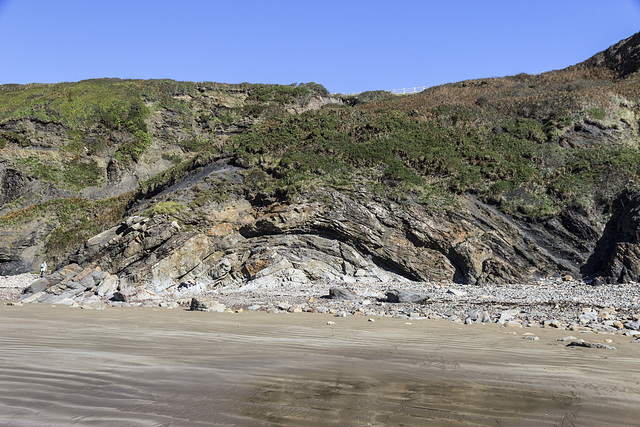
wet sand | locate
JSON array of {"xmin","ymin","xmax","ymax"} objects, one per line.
[{"xmin": 1, "ymin": 304, "xmax": 640, "ymax": 426}]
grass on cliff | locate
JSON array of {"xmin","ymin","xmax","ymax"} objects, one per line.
[
  {"xmin": 230, "ymin": 93, "xmax": 640, "ymax": 216},
  {"xmin": 18, "ymin": 155, "xmax": 102, "ymax": 190},
  {"xmin": 0, "ymin": 194, "xmax": 131, "ymax": 267}
]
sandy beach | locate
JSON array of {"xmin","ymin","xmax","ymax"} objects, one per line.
[{"xmin": 1, "ymin": 303, "xmax": 640, "ymax": 426}]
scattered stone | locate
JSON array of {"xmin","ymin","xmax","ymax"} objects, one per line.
[
  {"xmin": 504, "ymin": 321, "xmax": 522, "ymax": 328},
  {"xmin": 326, "ymin": 321, "xmax": 335, "ymax": 325},
  {"xmin": 612, "ymin": 321, "xmax": 625, "ymax": 329},
  {"xmin": 189, "ymin": 298, "xmax": 226, "ymax": 312},
  {"xmin": 276, "ymin": 302, "xmax": 291, "ymax": 311},
  {"xmin": 567, "ymin": 341, "xmax": 616, "ymax": 350},
  {"xmin": 544, "ymin": 320, "xmax": 562, "ymax": 328},
  {"xmin": 368, "ymin": 318, "xmax": 375, "ymax": 322},
  {"xmin": 578, "ymin": 311, "xmax": 598, "ymax": 324},
  {"xmin": 447, "ymin": 288, "xmax": 467, "ymax": 297},
  {"xmin": 523, "ymin": 336, "xmax": 539, "ymax": 341},
  {"xmin": 556, "ymin": 336, "xmax": 578, "ymax": 342},
  {"xmin": 498, "ymin": 309, "xmax": 520, "ymax": 324},
  {"xmin": 247, "ymin": 305, "xmax": 261, "ymax": 311},
  {"xmin": 624, "ymin": 319, "xmax": 640, "ymax": 330}
]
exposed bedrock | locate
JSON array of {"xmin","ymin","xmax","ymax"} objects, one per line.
[{"xmin": 54, "ymin": 186, "xmax": 618, "ymax": 293}]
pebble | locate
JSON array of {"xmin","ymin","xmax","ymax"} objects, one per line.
[
  {"xmin": 557, "ymin": 336, "xmax": 578, "ymax": 342},
  {"xmin": 6, "ymin": 273, "xmax": 640, "ymax": 338}
]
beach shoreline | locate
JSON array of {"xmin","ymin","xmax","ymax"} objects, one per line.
[{"xmin": 1, "ymin": 303, "xmax": 640, "ymax": 426}]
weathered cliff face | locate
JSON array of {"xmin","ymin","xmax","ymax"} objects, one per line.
[
  {"xmin": 45, "ymin": 156, "xmax": 611, "ymax": 300},
  {"xmin": 0, "ymin": 82, "xmax": 340, "ymax": 275},
  {"xmin": 582, "ymin": 191, "xmax": 640, "ymax": 283},
  {"xmin": 4, "ymin": 31, "xmax": 640, "ymax": 291}
]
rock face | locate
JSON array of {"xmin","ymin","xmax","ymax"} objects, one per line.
[
  {"xmin": 48, "ymin": 168, "xmax": 616, "ymax": 295},
  {"xmin": 582, "ymin": 32, "xmax": 640, "ymax": 78},
  {"xmin": 5, "ymin": 41, "xmax": 640, "ymax": 290},
  {"xmin": 583, "ymin": 192, "xmax": 640, "ymax": 283}
]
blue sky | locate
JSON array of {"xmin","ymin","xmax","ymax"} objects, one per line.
[{"xmin": 1, "ymin": 0, "xmax": 639, "ymax": 93}]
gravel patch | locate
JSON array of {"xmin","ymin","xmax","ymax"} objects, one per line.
[{"xmin": 3, "ymin": 273, "xmax": 640, "ymax": 334}]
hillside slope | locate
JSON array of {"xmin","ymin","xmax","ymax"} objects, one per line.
[{"xmin": 3, "ymin": 33, "xmax": 640, "ymax": 301}]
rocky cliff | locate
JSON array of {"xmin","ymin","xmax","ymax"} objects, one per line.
[{"xmin": 3, "ymin": 33, "xmax": 640, "ymax": 301}]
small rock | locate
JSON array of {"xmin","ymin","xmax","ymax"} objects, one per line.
[
  {"xmin": 504, "ymin": 321, "xmax": 522, "ymax": 328},
  {"xmin": 368, "ymin": 318, "xmax": 375, "ymax": 322},
  {"xmin": 247, "ymin": 305, "xmax": 261, "ymax": 311},
  {"xmin": 6, "ymin": 302, "xmax": 23, "ymax": 306},
  {"xmin": 624, "ymin": 319, "xmax": 640, "ymax": 330},
  {"xmin": 523, "ymin": 336, "xmax": 540, "ymax": 341},
  {"xmin": 556, "ymin": 336, "xmax": 578, "ymax": 341},
  {"xmin": 544, "ymin": 320, "xmax": 562, "ymax": 328},
  {"xmin": 276, "ymin": 302, "xmax": 291, "ymax": 311},
  {"xmin": 498, "ymin": 309, "xmax": 519, "ymax": 324},
  {"xmin": 567, "ymin": 341, "xmax": 616, "ymax": 350},
  {"xmin": 578, "ymin": 311, "xmax": 598, "ymax": 324},
  {"xmin": 326, "ymin": 321, "xmax": 335, "ymax": 325},
  {"xmin": 612, "ymin": 321, "xmax": 625, "ymax": 330},
  {"xmin": 447, "ymin": 288, "xmax": 467, "ymax": 297}
]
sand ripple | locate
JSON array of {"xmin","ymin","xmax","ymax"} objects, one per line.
[{"xmin": 1, "ymin": 304, "xmax": 640, "ymax": 426}]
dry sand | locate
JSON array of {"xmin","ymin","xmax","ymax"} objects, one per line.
[{"xmin": 1, "ymin": 303, "xmax": 640, "ymax": 426}]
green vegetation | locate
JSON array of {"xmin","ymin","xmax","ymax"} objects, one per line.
[
  {"xmin": 0, "ymin": 130, "xmax": 30, "ymax": 147},
  {"xmin": 0, "ymin": 194, "xmax": 130, "ymax": 266},
  {"xmin": 1, "ymin": 72, "xmax": 639, "ymax": 228},
  {"xmin": 146, "ymin": 201, "xmax": 187, "ymax": 217},
  {"xmin": 17, "ymin": 155, "xmax": 101, "ymax": 190},
  {"xmin": 161, "ymin": 153, "xmax": 183, "ymax": 164},
  {"xmin": 62, "ymin": 157, "xmax": 102, "ymax": 189},
  {"xmin": 230, "ymin": 85, "xmax": 640, "ymax": 216},
  {"xmin": 588, "ymin": 107, "xmax": 606, "ymax": 120}
]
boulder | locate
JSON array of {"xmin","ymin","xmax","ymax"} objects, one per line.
[
  {"xmin": 22, "ymin": 278, "xmax": 49, "ymax": 295},
  {"xmin": 189, "ymin": 298, "xmax": 226, "ymax": 312},
  {"xmin": 328, "ymin": 287, "xmax": 358, "ymax": 301},
  {"xmin": 385, "ymin": 289, "xmax": 429, "ymax": 304},
  {"xmin": 95, "ymin": 274, "xmax": 119, "ymax": 297}
]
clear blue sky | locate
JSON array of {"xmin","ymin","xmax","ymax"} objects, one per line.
[{"xmin": 1, "ymin": 0, "xmax": 639, "ymax": 94}]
